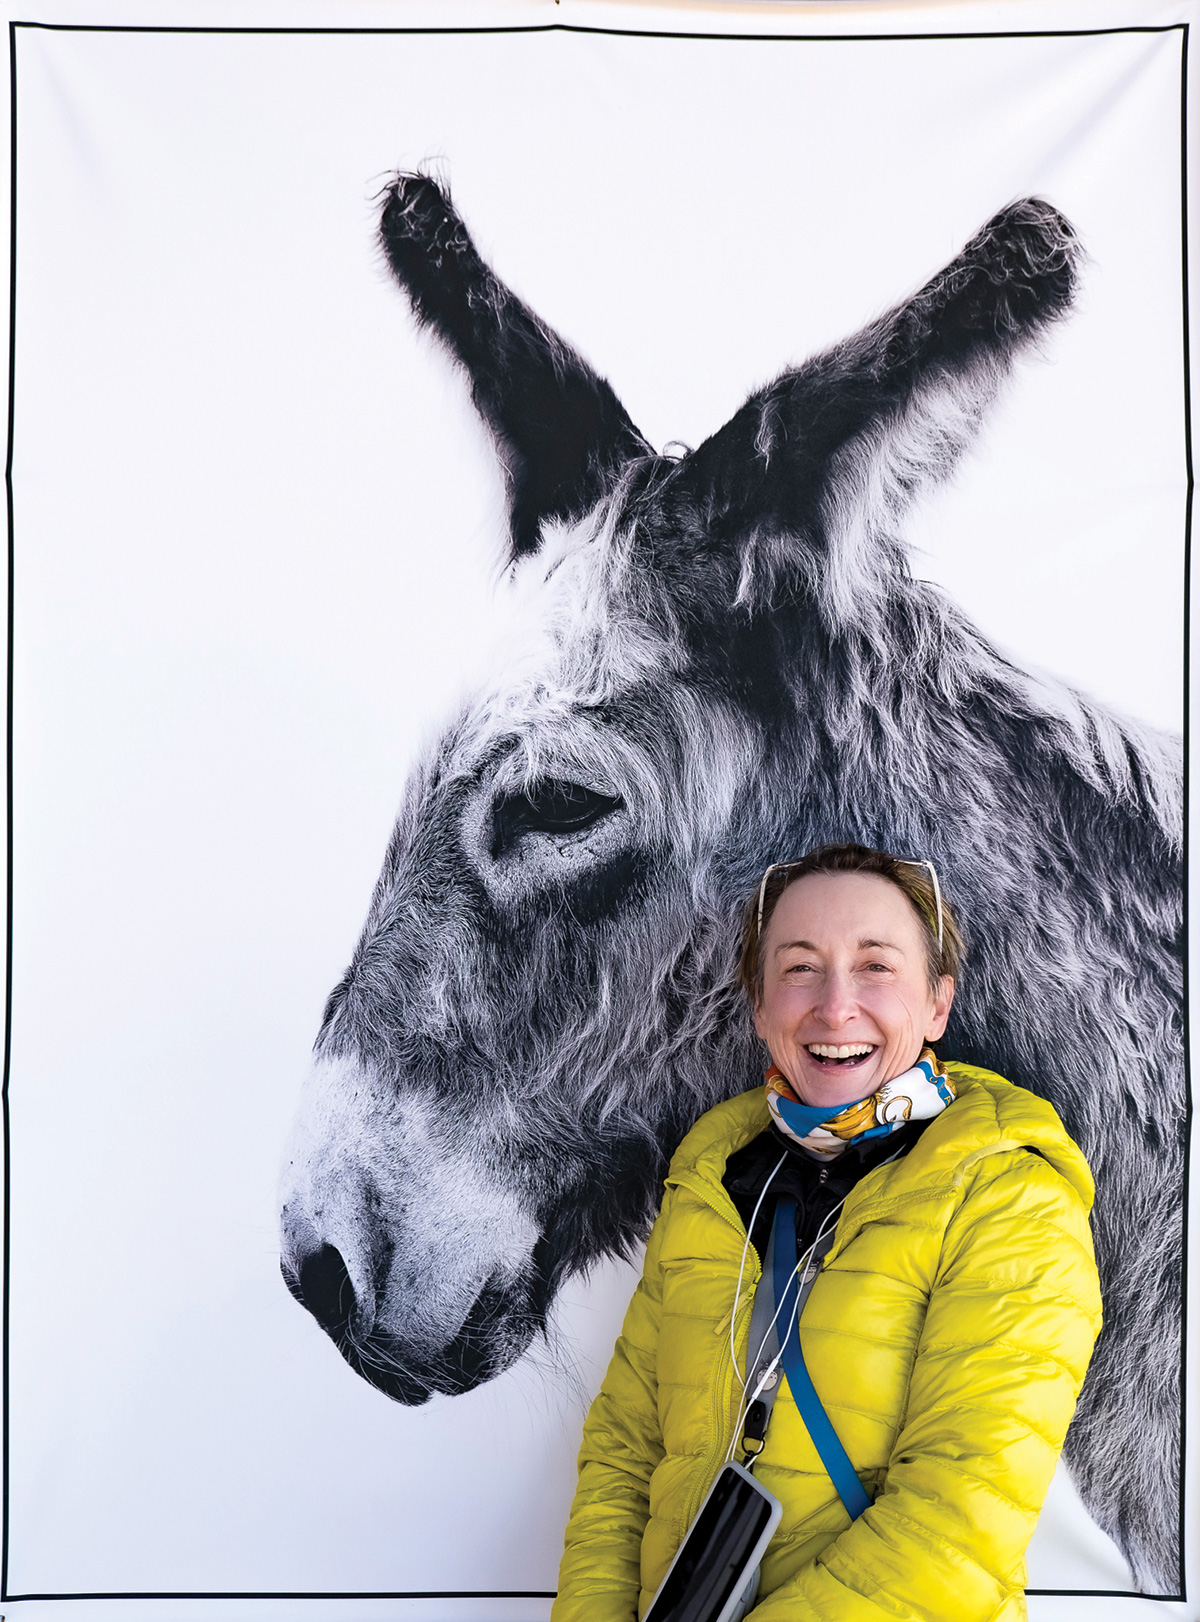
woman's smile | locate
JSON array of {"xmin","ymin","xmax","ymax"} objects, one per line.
[{"xmin": 805, "ymin": 1042, "xmax": 876, "ymax": 1066}]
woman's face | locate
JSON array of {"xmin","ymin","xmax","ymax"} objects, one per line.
[{"xmin": 754, "ymin": 870, "xmax": 955, "ymax": 1109}]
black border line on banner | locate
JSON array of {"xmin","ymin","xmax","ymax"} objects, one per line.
[
  {"xmin": 1172, "ymin": 17, "xmax": 1195, "ymax": 1609},
  {"xmin": 1, "ymin": 1594, "xmax": 559, "ymax": 1603},
  {"xmin": 2, "ymin": 14, "xmax": 15, "ymax": 1615},
  {"xmin": 0, "ymin": 18, "xmax": 1193, "ymax": 39},
  {"xmin": 0, "ymin": 12, "xmax": 1192, "ymax": 1609}
]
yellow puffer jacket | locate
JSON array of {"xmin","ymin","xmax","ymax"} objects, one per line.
[{"xmin": 553, "ymin": 1064, "xmax": 1102, "ymax": 1622}]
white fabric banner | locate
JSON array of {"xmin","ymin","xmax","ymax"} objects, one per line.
[{"xmin": 0, "ymin": 1, "xmax": 1194, "ymax": 1617}]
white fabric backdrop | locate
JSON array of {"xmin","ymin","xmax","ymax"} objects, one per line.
[{"xmin": 1, "ymin": 1, "xmax": 1194, "ymax": 1617}]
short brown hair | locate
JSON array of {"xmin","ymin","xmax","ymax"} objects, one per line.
[{"xmin": 737, "ymin": 842, "xmax": 964, "ymax": 1002}]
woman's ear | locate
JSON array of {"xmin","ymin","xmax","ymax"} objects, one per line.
[
  {"xmin": 753, "ymin": 996, "xmax": 768, "ymax": 1042},
  {"xmin": 926, "ymin": 976, "xmax": 955, "ymax": 1042}
]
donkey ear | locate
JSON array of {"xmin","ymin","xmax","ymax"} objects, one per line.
[
  {"xmin": 678, "ymin": 199, "xmax": 1081, "ymax": 611},
  {"xmin": 379, "ymin": 174, "xmax": 651, "ymax": 560}
]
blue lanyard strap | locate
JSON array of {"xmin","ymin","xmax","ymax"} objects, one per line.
[{"xmin": 771, "ymin": 1196, "xmax": 872, "ymax": 1522}]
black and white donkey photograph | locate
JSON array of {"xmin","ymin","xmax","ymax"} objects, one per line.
[
  {"xmin": 280, "ymin": 175, "xmax": 1183, "ymax": 1595},
  {"xmin": 2, "ymin": 8, "xmax": 1193, "ymax": 1621}
]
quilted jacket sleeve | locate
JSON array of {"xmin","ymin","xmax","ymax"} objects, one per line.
[
  {"xmin": 551, "ymin": 1197, "xmax": 670, "ymax": 1622},
  {"xmin": 749, "ymin": 1148, "xmax": 1103, "ymax": 1622}
]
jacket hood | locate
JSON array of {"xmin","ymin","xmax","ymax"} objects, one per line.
[{"xmin": 667, "ymin": 1062, "xmax": 1094, "ymax": 1214}]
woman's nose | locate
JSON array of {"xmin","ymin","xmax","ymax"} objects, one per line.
[{"xmin": 814, "ymin": 971, "xmax": 857, "ymax": 1027}]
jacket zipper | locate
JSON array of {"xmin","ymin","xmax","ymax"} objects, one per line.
[
  {"xmin": 667, "ymin": 1169, "xmax": 763, "ymax": 1527},
  {"xmin": 667, "ymin": 1169, "xmax": 750, "ymax": 1237}
]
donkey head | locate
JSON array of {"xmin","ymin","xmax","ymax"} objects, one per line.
[{"xmin": 279, "ymin": 177, "xmax": 1079, "ymax": 1403}]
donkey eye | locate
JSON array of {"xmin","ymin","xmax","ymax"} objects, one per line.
[{"xmin": 491, "ymin": 780, "xmax": 623, "ymax": 857}]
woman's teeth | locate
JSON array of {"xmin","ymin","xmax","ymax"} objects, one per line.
[{"xmin": 807, "ymin": 1043, "xmax": 875, "ymax": 1064}]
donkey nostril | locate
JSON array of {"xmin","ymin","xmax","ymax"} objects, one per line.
[{"xmin": 296, "ymin": 1243, "xmax": 356, "ymax": 1335}]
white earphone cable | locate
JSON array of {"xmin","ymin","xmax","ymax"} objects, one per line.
[{"xmin": 729, "ymin": 1153, "xmax": 787, "ymax": 1391}]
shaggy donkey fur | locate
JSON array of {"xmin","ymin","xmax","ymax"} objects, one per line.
[{"xmin": 279, "ymin": 177, "xmax": 1184, "ymax": 1595}]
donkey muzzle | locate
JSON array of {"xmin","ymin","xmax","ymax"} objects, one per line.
[
  {"xmin": 281, "ymin": 1225, "xmax": 538, "ymax": 1405},
  {"xmin": 280, "ymin": 1057, "xmax": 543, "ymax": 1402}
]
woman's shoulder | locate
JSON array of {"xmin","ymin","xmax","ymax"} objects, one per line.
[
  {"xmin": 922, "ymin": 1060, "xmax": 1095, "ymax": 1212},
  {"xmin": 663, "ymin": 1088, "xmax": 770, "ymax": 1189}
]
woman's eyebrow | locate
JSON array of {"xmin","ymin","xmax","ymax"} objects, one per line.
[{"xmin": 859, "ymin": 938, "xmax": 902, "ymax": 952}]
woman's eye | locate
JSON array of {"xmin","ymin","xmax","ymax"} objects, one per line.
[{"xmin": 491, "ymin": 779, "xmax": 623, "ymax": 857}]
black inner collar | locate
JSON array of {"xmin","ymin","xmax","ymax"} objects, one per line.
[{"xmin": 723, "ymin": 1117, "xmax": 933, "ymax": 1260}]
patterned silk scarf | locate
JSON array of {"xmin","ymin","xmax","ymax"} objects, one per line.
[{"xmin": 765, "ymin": 1047, "xmax": 955, "ymax": 1159}]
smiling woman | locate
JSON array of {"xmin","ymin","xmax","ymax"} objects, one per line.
[{"xmin": 553, "ymin": 843, "xmax": 1103, "ymax": 1622}]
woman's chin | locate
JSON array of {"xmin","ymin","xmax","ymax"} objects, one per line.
[{"xmin": 792, "ymin": 1052, "xmax": 885, "ymax": 1108}]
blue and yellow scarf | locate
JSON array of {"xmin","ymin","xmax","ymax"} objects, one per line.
[{"xmin": 765, "ymin": 1047, "xmax": 955, "ymax": 1160}]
